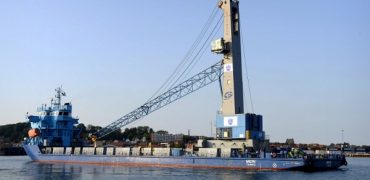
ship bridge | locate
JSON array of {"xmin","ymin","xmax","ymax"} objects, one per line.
[{"xmin": 27, "ymin": 87, "xmax": 80, "ymax": 147}]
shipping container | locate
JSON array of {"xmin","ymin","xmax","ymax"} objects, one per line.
[
  {"xmin": 74, "ymin": 147, "xmax": 81, "ymax": 155},
  {"xmin": 115, "ymin": 147, "xmax": 130, "ymax": 156},
  {"xmin": 45, "ymin": 147, "xmax": 52, "ymax": 154},
  {"xmin": 171, "ymin": 148, "xmax": 183, "ymax": 156},
  {"xmin": 198, "ymin": 148, "xmax": 219, "ymax": 157},
  {"xmin": 153, "ymin": 148, "xmax": 170, "ymax": 156},
  {"xmin": 142, "ymin": 148, "xmax": 152, "ymax": 156},
  {"xmin": 221, "ymin": 148, "xmax": 231, "ymax": 158},
  {"xmin": 82, "ymin": 147, "xmax": 94, "ymax": 155},
  {"xmin": 96, "ymin": 147, "xmax": 104, "ymax": 155},
  {"xmin": 132, "ymin": 147, "xmax": 141, "ymax": 156},
  {"xmin": 106, "ymin": 147, "xmax": 114, "ymax": 156},
  {"xmin": 53, "ymin": 147, "xmax": 64, "ymax": 155},
  {"xmin": 65, "ymin": 147, "xmax": 72, "ymax": 155}
]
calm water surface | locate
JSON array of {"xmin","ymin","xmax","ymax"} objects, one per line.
[{"xmin": 0, "ymin": 156, "xmax": 368, "ymax": 180}]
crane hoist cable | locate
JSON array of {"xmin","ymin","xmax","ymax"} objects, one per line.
[
  {"xmin": 168, "ymin": 14, "xmax": 223, "ymax": 90},
  {"xmin": 240, "ymin": 16, "xmax": 255, "ymax": 113},
  {"xmin": 182, "ymin": 15, "xmax": 223, "ymax": 82},
  {"xmin": 146, "ymin": 5, "xmax": 220, "ymax": 103},
  {"xmin": 159, "ymin": 9, "xmax": 222, "ymax": 98}
]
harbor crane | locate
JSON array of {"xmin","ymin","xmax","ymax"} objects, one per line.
[{"xmin": 91, "ymin": 62, "xmax": 223, "ymax": 140}]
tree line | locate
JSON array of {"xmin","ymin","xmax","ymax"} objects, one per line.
[
  {"xmin": 76, "ymin": 123, "xmax": 157, "ymax": 141},
  {"xmin": 0, "ymin": 122, "xmax": 30, "ymax": 143},
  {"xmin": 0, "ymin": 122, "xmax": 165, "ymax": 143}
]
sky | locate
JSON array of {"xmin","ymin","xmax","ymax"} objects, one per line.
[{"xmin": 0, "ymin": 0, "xmax": 369, "ymax": 145}]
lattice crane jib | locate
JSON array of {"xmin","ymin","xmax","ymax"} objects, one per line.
[{"xmin": 94, "ymin": 62, "xmax": 223, "ymax": 139}]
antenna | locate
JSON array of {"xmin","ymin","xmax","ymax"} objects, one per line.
[
  {"xmin": 50, "ymin": 98, "xmax": 54, "ymax": 107},
  {"xmin": 53, "ymin": 86, "xmax": 66, "ymax": 109}
]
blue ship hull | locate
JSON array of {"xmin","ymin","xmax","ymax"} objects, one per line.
[
  {"xmin": 23, "ymin": 88, "xmax": 347, "ymax": 171},
  {"xmin": 24, "ymin": 144, "xmax": 309, "ymax": 170}
]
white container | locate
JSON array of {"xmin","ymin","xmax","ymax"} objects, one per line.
[
  {"xmin": 153, "ymin": 148, "xmax": 170, "ymax": 156},
  {"xmin": 82, "ymin": 147, "xmax": 95, "ymax": 155},
  {"xmin": 198, "ymin": 148, "xmax": 218, "ymax": 157},
  {"xmin": 115, "ymin": 147, "xmax": 131, "ymax": 156},
  {"xmin": 106, "ymin": 147, "xmax": 114, "ymax": 156},
  {"xmin": 96, "ymin": 147, "xmax": 104, "ymax": 155},
  {"xmin": 53, "ymin": 147, "xmax": 64, "ymax": 155}
]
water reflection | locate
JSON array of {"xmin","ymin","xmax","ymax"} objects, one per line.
[
  {"xmin": 21, "ymin": 161, "xmax": 263, "ymax": 179},
  {"xmin": 23, "ymin": 161, "xmax": 83, "ymax": 179},
  {"xmin": 18, "ymin": 159, "xmax": 356, "ymax": 180}
]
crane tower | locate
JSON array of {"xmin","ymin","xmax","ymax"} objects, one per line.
[{"xmin": 212, "ymin": 0, "xmax": 264, "ymax": 141}]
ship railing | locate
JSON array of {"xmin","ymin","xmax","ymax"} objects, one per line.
[
  {"xmin": 42, "ymin": 146, "xmax": 258, "ymax": 158},
  {"xmin": 268, "ymin": 152, "xmax": 305, "ymax": 159},
  {"xmin": 268, "ymin": 151, "xmax": 345, "ymax": 160},
  {"xmin": 41, "ymin": 146, "xmax": 346, "ymax": 160},
  {"xmin": 304, "ymin": 153, "xmax": 345, "ymax": 160},
  {"xmin": 42, "ymin": 147, "xmax": 183, "ymax": 157},
  {"xmin": 37, "ymin": 106, "xmax": 51, "ymax": 112},
  {"xmin": 24, "ymin": 137, "xmax": 43, "ymax": 146},
  {"xmin": 36, "ymin": 106, "xmax": 71, "ymax": 112}
]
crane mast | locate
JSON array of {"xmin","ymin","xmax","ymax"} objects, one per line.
[
  {"xmin": 214, "ymin": 0, "xmax": 264, "ymax": 142},
  {"xmin": 219, "ymin": 0, "xmax": 244, "ymax": 115}
]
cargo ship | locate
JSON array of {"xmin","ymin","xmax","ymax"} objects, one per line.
[{"xmin": 23, "ymin": 0, "xmax": 347, "ymax": 171}]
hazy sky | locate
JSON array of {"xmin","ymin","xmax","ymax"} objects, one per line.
[{"xmin": 0, "ymin": 0, "xmax": 369, "ymax": 145}]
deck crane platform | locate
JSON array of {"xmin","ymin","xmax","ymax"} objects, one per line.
[{"xmin": 91, "ymin": 61, "xmax": 223, "ymax": 140}]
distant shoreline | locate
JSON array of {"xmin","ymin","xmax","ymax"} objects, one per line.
[
  {"xmin": 346, "ymin": 153, "xmax": 370, "ymax": 158},
  {"xmin": 0, "ymin": 147, "xmax": 26, "ymax": 156}
]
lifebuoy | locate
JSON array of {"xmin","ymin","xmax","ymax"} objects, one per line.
[{"xmin": 28, "ymin": 128, "xmax": 40, "ymax": 138}]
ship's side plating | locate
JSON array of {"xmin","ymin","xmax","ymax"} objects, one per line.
[{"xmin": 23, "ymin": 144, "xmax": 306, "ymax": 170}]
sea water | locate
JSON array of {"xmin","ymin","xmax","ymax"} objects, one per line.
[{"xmin": 0, "ymin": 156, "xmax": 368, "ymax": 180}]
